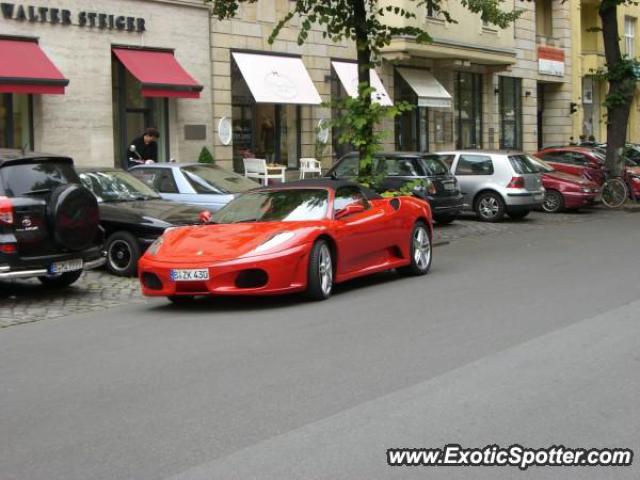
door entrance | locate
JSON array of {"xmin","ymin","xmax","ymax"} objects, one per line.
[
  {"xmin": 537, "ymin": 83, "xmax": 545, "ymax": 151},
  {"xmin": 112, "ymin": 59, "xmax": 168, "ymax": 167}
]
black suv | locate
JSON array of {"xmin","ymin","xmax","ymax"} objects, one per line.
[
  {"xmin": 0, "ymin": 150, "xmax": 105, "ymax": 287},
  {"xmin": 326, "ymin": 152, "xmax": 464, "ymax": 224}
]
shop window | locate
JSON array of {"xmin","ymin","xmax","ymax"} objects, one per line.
[
  {"xmin": 536, "ymin": 0, "xmax": 553, "ymax": 39},
  {"xmin": 394, "ymin": 71, "xmax": 429, "ymax": 152},
  {"xmin": 455, "ymin": 72, "xmax": 483, "ymax": 149},
  {"xmin": 231, "ymin": 57, "xmax": 301, "ymax": 172},
  {"xmin": 112, "ymin": 59, "xmax": 168, "ymax": 167},
  {"xmin": 499, "ymin": 77, "xmax": 522, "ymax": 150},
  {"xmin": 0, "ymin": 94, "xmax": 33, "ymax": 150}
]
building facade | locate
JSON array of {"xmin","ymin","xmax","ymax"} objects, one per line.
[
  {"xmin": 571, "ymin": 0, "xmax": 640, "ymax": 144},
  {"xmin": 0, "ymin": 0, "xmax": 212, "ymax": 166}
]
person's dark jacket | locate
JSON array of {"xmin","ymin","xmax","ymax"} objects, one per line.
[{"xmin": 128, "ymin": 135, "xmax": 158, "ymax": 163}]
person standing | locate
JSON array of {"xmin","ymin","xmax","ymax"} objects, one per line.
[{"xmin": 128, "ymin": 127, "xmax": 159, "ymax": 167}]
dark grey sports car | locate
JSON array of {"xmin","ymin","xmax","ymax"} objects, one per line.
[{"xmin": 77, "ymin": 167, "xmax": 205, "ymax": 276}]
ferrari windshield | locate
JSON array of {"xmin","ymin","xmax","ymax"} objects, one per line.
[{"xmin": 212, "ymin": 189, "xmax": 329, "ymax": 223}]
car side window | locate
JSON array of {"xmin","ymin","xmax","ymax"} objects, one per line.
[
  {"xmin": 381, "ymin": 157, "xmax": 422, "ymax": 177},
  {"xmin": 568, "ymin": 153, "xmax": 588, "ymax": 166},
  {"xmin": 333, "ymin": 156, "xmax": 359, "ymax": 177},
  {"xmin": 334, "ymin": 186, "xmax": 369, "ymax": 213},
  {"xmin": 455, "ymin": 155, "xmax": 494, "ymax": 176},
  {"xmin": 130, "ymin": 169, "xmax": 158, "ymax": 189},
  {"xmin": 154, "ymin": 170, "xmax": 178, "ymax": 194},
  {"xmin": 539, "ymin": 153, "xmax": 565, "ymax": 164}
]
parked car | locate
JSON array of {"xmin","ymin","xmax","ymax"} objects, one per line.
[
  {"xmin": 528, "ymin": 156, "xmax": 601, "ymax": 213},
  {"xmin": 0, "ymin": 149, "xmax": 105, "ymax": 287},
  {"xmin": 536, "ymin": 145, "xmax": 640, "ymax": 199},
  {"xmin": 77, "ymin": 167, "xmax": 205, "ymax": 276},
  {"xmin": 129, "ymin": 163, "xmax": 258, "ymax": 211},
  {"xmin": 534, "ymin": 146, "xmax": 606, "ymax": 185},
  {"xmin": 436, "ymin": 151, "xmax": 545, "ymax": 222},
  {"xmin": 325, "ymin": 152, "xmax": 463, "ymax": 224},
  {"xmin": 139, "ymin": 179, "xmax": 433, "ymax": 303}
]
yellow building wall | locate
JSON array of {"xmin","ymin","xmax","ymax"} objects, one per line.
[{"xmin": 572, "ymin": 0, "xmax": 640, "ymax": 143}]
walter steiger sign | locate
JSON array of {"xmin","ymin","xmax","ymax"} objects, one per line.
[{"xmin": 0, "ymin": 2, "xmax": 146, "ymax": 32}]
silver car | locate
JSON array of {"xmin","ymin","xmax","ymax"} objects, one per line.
[
  {"xmin": 436, "ymin": 151, "xmax": 545, "ymax": 222},
  {"xmin": 129, "ymin": 163, "xmax": 259, "ymax": 211}
]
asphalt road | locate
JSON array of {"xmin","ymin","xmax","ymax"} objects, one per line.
[{"xmin": 1, "ymin": 211, "xmax": 639, "ymax": 480}]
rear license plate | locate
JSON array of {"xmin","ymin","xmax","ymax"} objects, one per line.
[
  {"xmin": 443, "ymin": 183, "xmax": 455, "ymax": 191},
  {"xmin": 170, "ymin": 269, "xmax": 209, "ymax": 282},
  {"xmin": 50, "ymin": 259, "xmax": 83, "ymax": 274}
]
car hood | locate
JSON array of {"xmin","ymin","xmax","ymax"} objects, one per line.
[
  {"xmin": 154, "ymin": 221, "xmax": 320, "ymax": 262},
  {"xmin": 544, "ymin": 171, "xmax": 596, "ymax": 186},
  {"xmin": 99, "ymin": 199, "xmax": 206, "ymax": 228}
]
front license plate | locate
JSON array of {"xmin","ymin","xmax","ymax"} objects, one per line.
[
  {"xmin": 170, "ymin": 269, "xmax": 210, "ymax": 282},
  {"xmin": 443, "ymin": 183, "xmax": 455, "ymax": 191},
  {"xmin": 50, "ymin": 259, "xmax": 83, "ymax": 274}
]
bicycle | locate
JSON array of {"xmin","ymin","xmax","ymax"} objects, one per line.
[{"xmin": 601, "ymin": 171, "xmax": 630, "ymax": 208}]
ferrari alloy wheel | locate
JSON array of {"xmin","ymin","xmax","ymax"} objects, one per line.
[
  {"xmin": 306, "ymin": 239, "xmax": 333, "ymax": 301},
  {"xmin": 542, "ymin": 190, "xmax": 564, "ymax": 213},
  {"xmin": 398, "ymin": 222, "xmax": 432, "ymax": 276},
  {"xmin": 106, "ymin": 231, "xmax": 141, "ymax": 277},
  {"xmin": 475, "ymin": 192, "xmax": 505, "ymax": 222}
]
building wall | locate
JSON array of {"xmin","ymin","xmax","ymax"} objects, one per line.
[
  {"xmin": 0, "ymin": 0, "xmax": 212, "ymax": 166},
  {"xmin": 572, "ymin": 0, "xmax": 640, "ymax": 144},
  {"xmin": 210, "ymin": 0, "xmax": 367, "ymax": 171}
]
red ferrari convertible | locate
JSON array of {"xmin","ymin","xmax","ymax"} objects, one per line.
[{"xmin": 138, "ymin": 180, "xmax": 433, "ymax": 302}]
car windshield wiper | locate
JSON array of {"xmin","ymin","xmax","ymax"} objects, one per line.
[
  {"xmin": 24, "ymin": 188, "xmax": 52, "ymax": 195},
  {"xmin": 231, "ymin": 218, "xmax": 259, "ymax": 224}
]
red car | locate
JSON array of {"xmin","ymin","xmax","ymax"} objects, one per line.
[
  {"xmin": 138, "ymin": 180, "xmax": 433, "ymax": 303},
  {"xmin": 529, "ymin": 157, "xmax": 600, "ymax": 212},
  {"xmin": 535, "ymin": 146, "xmax": 640, "ymax": 200},
  {"xmin": 534, "ymin": 147, "xmax": 606, "ymax": 185}
]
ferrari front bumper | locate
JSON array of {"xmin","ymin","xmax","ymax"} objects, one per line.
[{"xmin": 138, "ymin": 244, "xmax": 311, "ymax": 297}]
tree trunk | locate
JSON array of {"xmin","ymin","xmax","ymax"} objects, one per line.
[
  {"xmin": 353, "ymin": 0, "xmax": 373, "ymax": 177},
  {"xmin": 599, "ymin": 1, "xmax": 633, "ymax": 177}
]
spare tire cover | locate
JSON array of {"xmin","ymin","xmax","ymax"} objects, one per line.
[{"xmin": 48, "ymin": 184, "xmax": 100, "ymax": 251}]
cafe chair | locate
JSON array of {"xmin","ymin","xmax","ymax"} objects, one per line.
[
  {"xmin": 243, "ymin": 158, "xmax": 286, "ymax": 185},
  {"xmin": 299, "ymin": 158, "xmax": 322, "ymax": 179}
]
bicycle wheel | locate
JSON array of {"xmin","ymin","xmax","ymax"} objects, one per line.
[{"xmin": 602, "ymin": 178, "xmax": 628, "ymax": 208}]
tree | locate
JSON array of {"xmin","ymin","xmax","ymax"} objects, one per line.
[
  {"xmin": 208, "ymin": 0, "xmax": 519, "ymax": 183},
  {"xmin": 596, "ymin": 0, "xmax": 639, "ymax": 176},
  {"xmin": 198, "ymin": 146, "xmax": 215, "ymax": 164}
]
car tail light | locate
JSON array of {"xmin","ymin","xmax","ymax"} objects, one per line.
[
  {"xmin": 506, "ymin": 177, "xmax": 525, "ymax": 189},
  {"xmin": 0, "ymin": 243, "xmax": 17, "ymax": 254},
  {"xmin": 0, "ymin": 196, "xmax": 14, "ymax": 225}
]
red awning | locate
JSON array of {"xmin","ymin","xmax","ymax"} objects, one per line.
[
  {"xmin": 0, "ymin": 38, "xmax": 68, "ymax": 95},
  {"xmin": 112, "ymin": 48, "xmax": 203, "ymax": 99}
]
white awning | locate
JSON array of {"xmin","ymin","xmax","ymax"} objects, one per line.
[
  {"xmin": 232, "ymin": 52, "xmax": 322, "ymax": 105},
  {"xmin": 396, "ymin": 68, "xmax": 452, "ymax": 109},
  {"xmin": 331, "ymin": 61, "xmax": 393, "ymax": 106}
]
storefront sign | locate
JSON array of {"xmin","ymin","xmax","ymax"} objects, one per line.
[
  {"xmin": 0, "ymin": 3, "xmax": 146, "ymax": 32},
  {"xmin": 538, "ymin": 46, "xmax": 564, "ymax": 77}
]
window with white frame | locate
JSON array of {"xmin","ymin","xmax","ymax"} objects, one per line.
[{"xmin": 624, "ymin": 16, "xmax": 636, "ymax": 58}]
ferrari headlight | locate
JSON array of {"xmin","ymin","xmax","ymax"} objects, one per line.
[
  {"xmin": 254, "ymin": 232, "xmax": 296, "ymax": 254},
  {"xmin": 582, "ymin": 188, "xmax": 592, "ymax": 193},
  {"xmin": 147, "ymin": 236, "xmax": 164, "ymax": 256}
]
